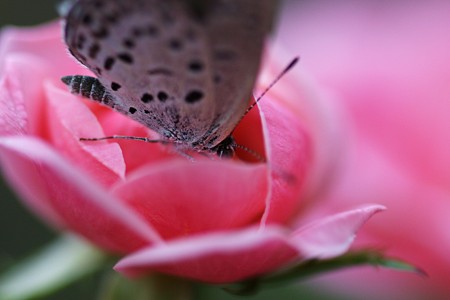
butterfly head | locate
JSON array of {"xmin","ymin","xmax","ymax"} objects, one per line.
[{"xmin": 209, "ymin": 135, "xmax": 236, "ymax": 158}]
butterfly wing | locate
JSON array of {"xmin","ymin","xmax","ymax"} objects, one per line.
[
  {"xmin": 63, "ymin": 0, "xmax": 277, "ymax": 147},
  {"xmin": 198, "ymin": 0, "xmax": 278, "ymax": 148}
]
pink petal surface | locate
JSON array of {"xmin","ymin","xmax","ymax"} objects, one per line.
[
  {"xmin": 45, "ymin": 82, "xmax": 125, "ymax": 186},
  {"xmin": 115, "ymin": 205, "xmax": 384, "ymax": 283},
  {"xmin": 275, "ymin": 0, "xmax": 450, "ymax": 296},
  {"xmin": 0, "ymin": 59, "xmax": 28, "ymax": 136},
  {"xmin": 259, "ymin": 98, "xmax": 311, "ymax": 224},
  {"xmin": 113, "ymin": 161, "xmax": 269, "ymax": 240},
  {"xmin": 0, "ymin": 22, "xmax": 91, "ymax": 79},
  {"xmin": 291, "ymin": 205, "xmax": 385, "ymax": 259},
  {"xmin": 0, "ymin": 55, "xmax": 60, "ymax": 137},
  {"xmin": 0, "ymin": 136, "xmax": 161, "ymax": 253},
  {"xmin": 96, "ymin": 110, "xmax": 173, "ymax": 174},
  {"xmin": 115, "ymin": 226, "xmax": 299, "ymax": 283},
  {"xmin": 276, "ymin": 0, "xmax": 450, "ymax": 192},
  {"xmin": 257, "ymin": 50, "xmax": 346, "ymax": 204},
  {"xmin": 312, "ymin": 137, "xmax": 450, "ymax": 293}
]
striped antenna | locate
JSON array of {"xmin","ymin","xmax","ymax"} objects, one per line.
[{"xmin": 235, "ymin": 56, "xmax": 299, "ymax": 128}]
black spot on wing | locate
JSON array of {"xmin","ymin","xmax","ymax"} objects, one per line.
[
  {"xmin": 105, "ymin": 12, "xmax": 119, "ymax": 24},
  {"xmin": 123, "ymin": 38, "xmax": 135, "ymax": 49},
  {"xmin": 132, "ymin": 26, "xmax": 144, "ymax": 37},
  {"xmin": 213, "ymin": 74, "xmax": 222, "ymax": 84},
  {"xmin": 185, "ymin": 90, "xmax": 204, "ymax": 103},
  {"xmin": 111, "ymin": 82, "xmax": 121, "ymax": 91},
  {"xmin": 169, "ymin": 38, "xmax": 183, "ymax": 51},
  {"xmin": 157, "ymin": 91, "xmax": 168, "ymax": 102},
  {"xmin": 214, "ymin": 49, "xmax": 237, "ymax": 61},
  {"xmin": 104, "ymin": 56, "xmax": 115, "ymax": 70},
  {"xmin": 88, "ymin": 43, "xmax": 100, "ymax": 59},
  {"xmin": 141, "ymin": 93, "xmax": 154, "ymax": 103},
  {"xmin": 146, "ymin": 24, "xmax": 159, "ymax": 36},
  {"xmin": 117, "ymin": 52, "xmax": 133, "ymax": 64},
  {"xmin": 91, "ymin": 26, "xmax": 109, "ymax": 39},
  {"xmin": 82, "ymin": 14, "xmax": 93, "ymax": 25},
  {"xmin": 188, "ymin": 60, "xmax": 204, "ymax": 72},
  {"xmin": 147, "ymin": 68, "xmax": 173, "ymax": 76},
  {"xmin": 76, "ymin": 34, "xmax": 86, "ymax": 50}
]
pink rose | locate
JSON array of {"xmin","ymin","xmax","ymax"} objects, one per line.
[
  {"xmin": 275, "ymin": 0, "xmax": 450, "ymax": 297},
  {"xmin": 0, "ymin": 21, "xmax": 382, "ymax": 283}
]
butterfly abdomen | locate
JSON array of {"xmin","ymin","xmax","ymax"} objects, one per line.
[{"xmin": 61, "ymin": 75, "xmax": 112, "ymax": 104}]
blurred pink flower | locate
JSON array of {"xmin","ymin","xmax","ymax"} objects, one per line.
[
  {"xmin": 0, "ymin": 21, "xmax": 382, "ymax": 283},
  {"xmin": 274, "ymin": 0, "xmax": 450, "ymax": 297}
]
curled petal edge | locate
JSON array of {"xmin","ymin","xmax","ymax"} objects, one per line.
[
  {"xmin": 115, "ymin": 205, "xmax": 384, "ymax": 283},
  {"xmin": 115, "ymin": 226, "xmax": 299, "ymax": 283},
  {"xmin": 290, "ymin": 204, "xmax": 386, "ymax": 259},
  {"xmin": 0, "ymin": 136, "xmax": 162, "ymax": 250}
]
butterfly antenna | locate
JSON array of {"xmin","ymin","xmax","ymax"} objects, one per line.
[
  {"xmin": 239, "ymin": 56, "xmax": 299, "ymax": 123},
  {"xmin": 235, "ymin": 144, "xmax": 266, "ymax": 162}
]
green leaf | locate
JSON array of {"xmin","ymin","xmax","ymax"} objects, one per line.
[
  {"xmin": 223, "ymin": 250, "xmax": 424, "ymax": 295},
  {"xmin": 98, "ymin": 273, "xmax": 194, "ymax": 300},
  {"xmin": 195, "ymin": 282, "xmax": 350, "ymax": 300},
  {"xmin": 0, "ymin": 234, "xmax": 107, "ymax": 300}
]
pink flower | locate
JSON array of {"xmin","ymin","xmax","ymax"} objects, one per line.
[
  {"xmin": 275, "ymin": 0, "xmax": 450, "ymax": 297},
  {"xmin": 0, "ymin": 21, "xmax": 382, "ymax": 283}
]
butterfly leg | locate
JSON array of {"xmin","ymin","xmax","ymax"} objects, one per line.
[
  {"xmin": 61, "ymin": 75, "xmax": 113, "ymax": 104},
  {"xmin": 80, "ymin": 135, "xmax": 164, "ymax": 143},
  {"xmin": 61, "ymin": 77, "xmax": 164, "ymax": 143}
]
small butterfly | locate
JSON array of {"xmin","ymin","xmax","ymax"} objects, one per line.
[{"xmin": 61, "ymin": 0, "xmax": 278, "ymax": 157}]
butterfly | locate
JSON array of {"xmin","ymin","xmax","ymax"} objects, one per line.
[{"xmin": 61, "ymin": 0, "xmax": 278, "ymax": 157}]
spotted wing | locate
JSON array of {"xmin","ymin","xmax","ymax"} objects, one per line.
[
  {"xmin": 198, "ymin": 0, "xmax": 278, "ymax": 148},
  {"xmin": 63, "ymin": 0, "xmax": 277, "ymax": 147}
]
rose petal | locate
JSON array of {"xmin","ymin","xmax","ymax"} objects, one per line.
[
  {"xmin": 291, "ymin": 205, "xmax": 385, "ymax": 259},
  {"xmin": 96, "ymin": 109, "xmax": 174, "ymax": 174},
  {"xmin": 258, "ymin": 48, "xmax": 347, "ymax": 204},
  {"xmin": 276, "ymin": 1, "xmax": 450, "ymax": 295},
  {"xmin": 0, "ymin": 136, "xmax": 161, "ymax": 253},
  {"xmin": 113, "ymin": 160, "xmax": 269, "ymax": 240},
  {"xmin": 0, "ymin": 22, "xmax": 89, "ymax": 78},
  {"xmin": 276, "ymin": 0, "xmax": 450, "ymax": 191},
  {"xmin": 45, "ymin": 82, "xmax": 125, "ymax": 185},
  {"xmin": 115, "ymin": 226, "xmax": 299, "ymax": 283},
  {"xmin": 0, "ymin": 60, "xmax": 28, "ymax": 136},
  {"xmin": 259, "ymin": 98, "xmax": 312, "ymax": 224}
]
